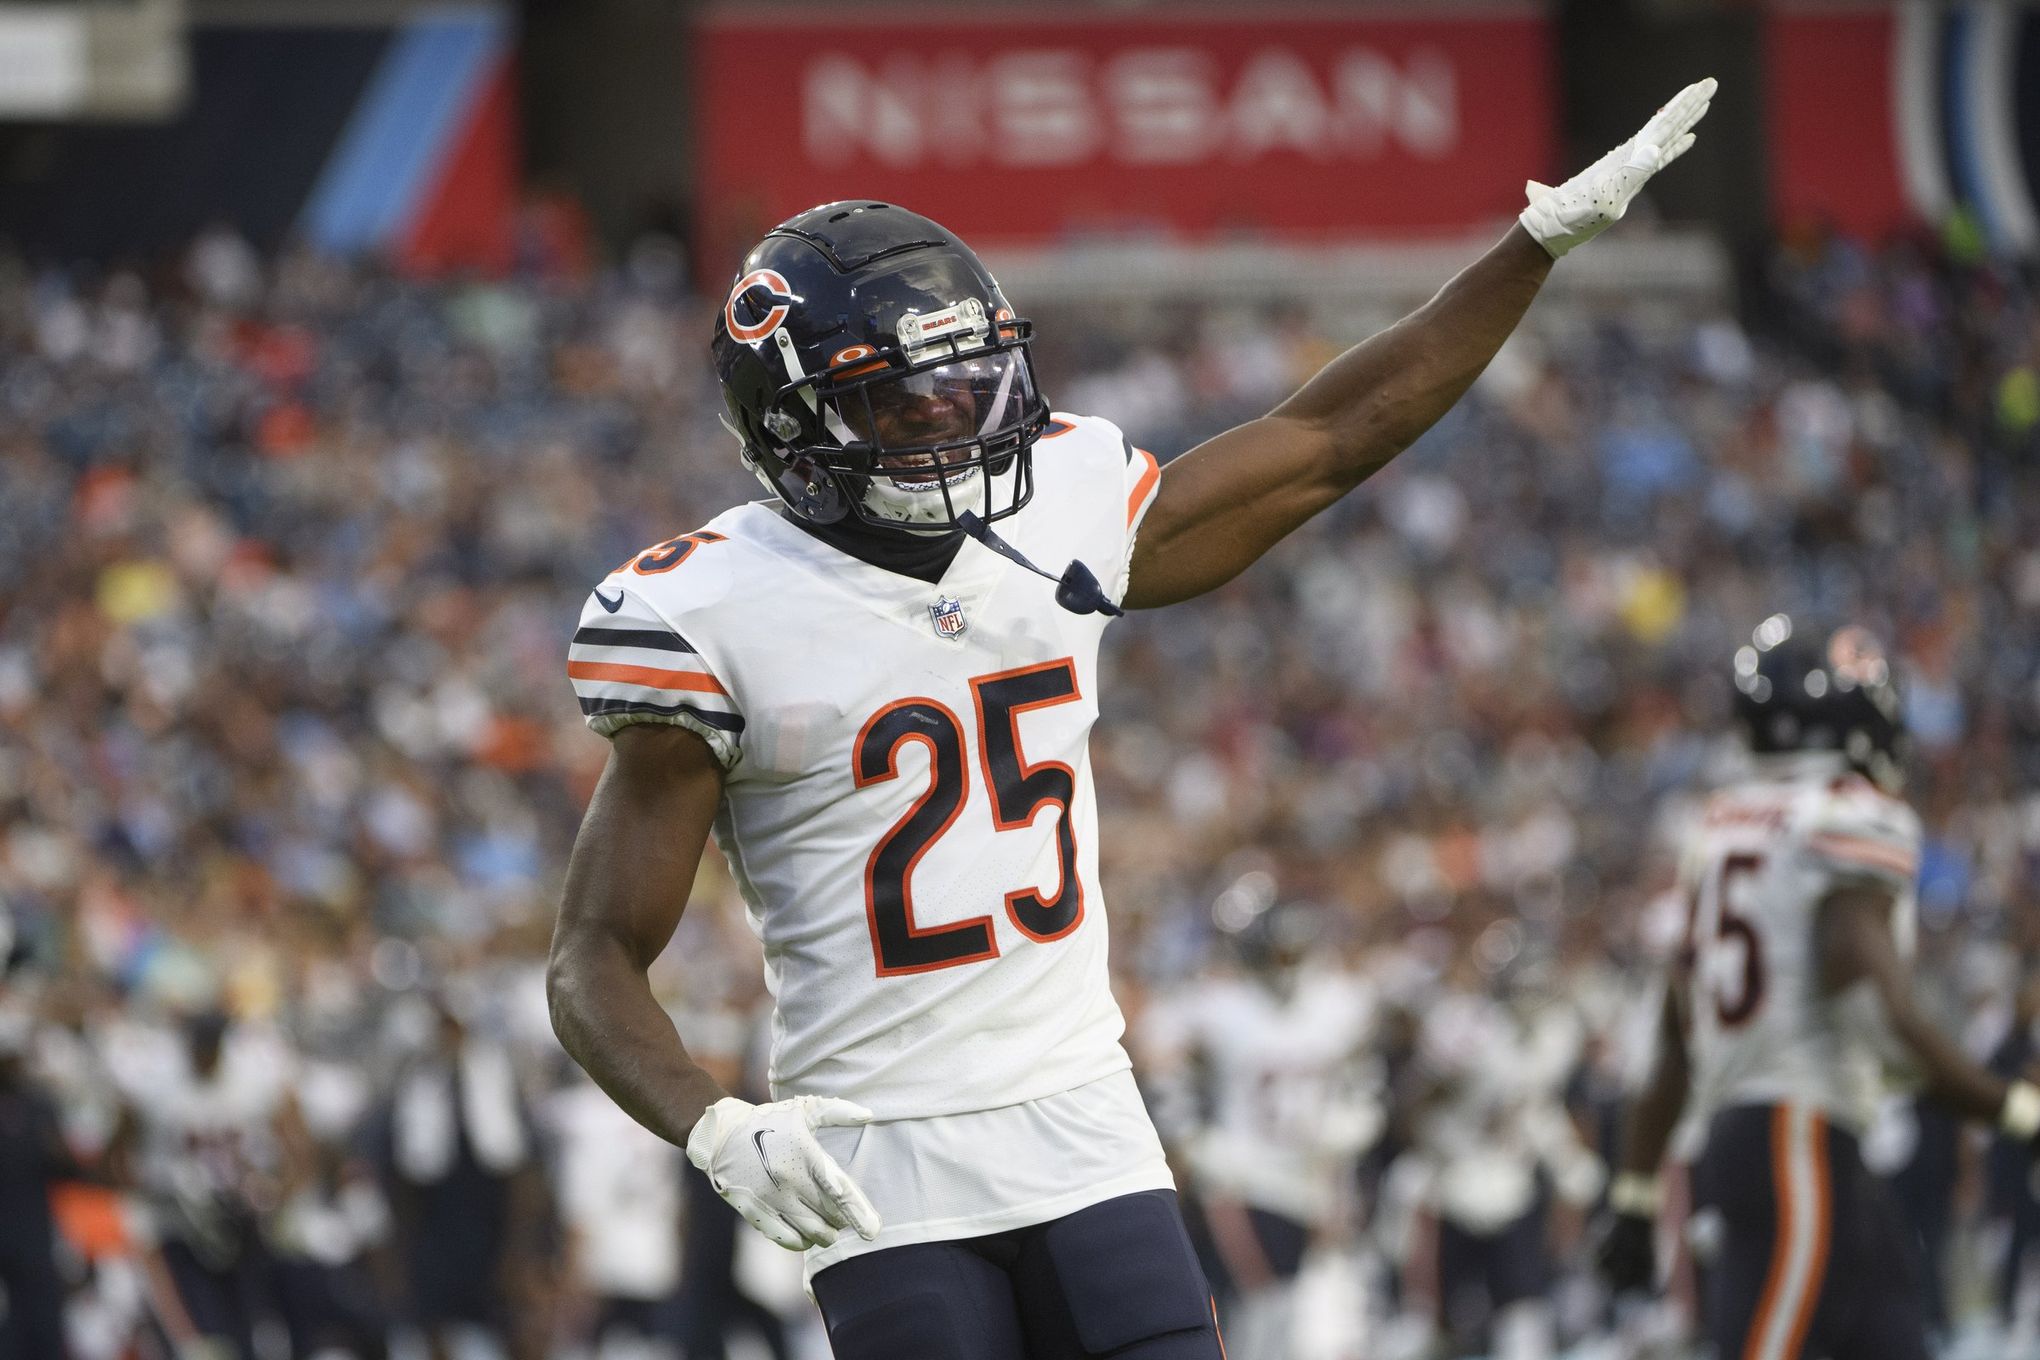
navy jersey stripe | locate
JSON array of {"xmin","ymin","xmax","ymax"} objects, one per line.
[
  {"xmin": 572, "ymin": 626, "xmax": 698, "ymax": 654},
  {"xmin": 578, "ymin": 697, "xmax": 744, "ymax": 732}
]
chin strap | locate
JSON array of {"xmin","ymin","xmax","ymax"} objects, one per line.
[{"xmin": 957, "ymin": 512, "xmax": 1123, "ymax": 618}]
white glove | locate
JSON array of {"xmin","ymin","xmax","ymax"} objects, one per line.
[
  {"xmin": 1519, "ymin": 77, "xmax": 1716, "ymax": 259},
  {"xmin": 686, "ymin": 1094, "xmax": 883, "ymax": 1251}
]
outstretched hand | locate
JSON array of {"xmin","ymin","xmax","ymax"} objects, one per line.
[{"xmin": 1520, "ymin": 77, "xmax": 1717, "ymax": 259}]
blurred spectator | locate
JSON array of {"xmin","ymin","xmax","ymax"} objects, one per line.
[{"xmin": 381, "ymin": 998, "xmax": 540, "ymax": 1359}]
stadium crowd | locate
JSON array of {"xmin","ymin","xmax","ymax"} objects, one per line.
[{"xmin": 0, "ymin": 218, "xmax": 2037, "ymax": 1359}]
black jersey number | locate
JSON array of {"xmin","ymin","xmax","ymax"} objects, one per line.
[
  {"xmin": 853, "ymin": 659, "xmax": 1084, "ymax": 977},
  {"xmin": 1693, "ymin": 851, "xmax": 1767, "ymax": 1027},
  {"xmin": 971, "ymin": 660, "xmax": 1086, "ymax": 943}
]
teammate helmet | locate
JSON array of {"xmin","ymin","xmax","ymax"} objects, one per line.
[
  {"xmin": 1732, "ymin": 613, "xmax": 1908, "ymax": 792},
  {"xmin": 711, "ymin": 202, "xmax": 1049, "ymax": 534},
  {"xmin": 1223, "ymin": 897, "xmax": 1324, "ymax": 982}
]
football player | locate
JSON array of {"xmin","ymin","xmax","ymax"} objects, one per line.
[
  {"xmin": 1597, "ymin": 615, "xmax": 2040, "ymax": 1360},
  {"xmin": 1401, "ymin": 956, "xmax": 1601, "ymax": 1360},
  {"xmin": 547, "ymin": 80, "xmax": 1717, "ymax": 1360},
  {"xmin": 1141, "ymin": 898, "xmax": 1381, "ymax": 1359}
]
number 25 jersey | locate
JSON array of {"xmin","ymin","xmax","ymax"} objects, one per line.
[
  {"xmin": 568, "ymin": 413, "xmax": 1163, "ymax": 1120},
  {"xmin": 1679, "ymin": 757, "xmax": 1922, "ymax": 1135}
]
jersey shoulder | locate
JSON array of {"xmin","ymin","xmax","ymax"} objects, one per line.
[
  {"xmin": 593, "ymin": 503, "xmax": 777, "ymax": 616},
  {"xmin": 1021, "ymin": 412, "xmax": 1162, "ymax": 601},
  {"xmin": 1038, "ymin": 410, "xmax": 1160, "ymax": 502},
  {"xmin": 1799, "ymin": 772, "xmax": 1922, "ymax": 888},
  {"xmin": 1041, "ymin": 410, "xmax": 1135, "ymax": 459},
  {"xmin": 566, "ymin": 506, "xmax": 776, "ymax": 764}
]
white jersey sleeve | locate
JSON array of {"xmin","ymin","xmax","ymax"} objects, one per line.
[
  {"xmin": 1036, "ymin": 412, "xmax": 1161, "ymax": 606},
  {"xmin": 1804, "ymin": 773, "xmax": 1922, "ymax": 892},
  {"xmin": 568, "ymin": 565, "xmax": 745, "ymax": 769}
]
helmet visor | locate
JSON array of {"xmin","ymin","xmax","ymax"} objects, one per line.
[{"xmin": 831, "ymin": 350, "xmax": 1038, "ymax": 483}]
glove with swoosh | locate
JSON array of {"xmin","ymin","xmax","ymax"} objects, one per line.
[
  {"xmin": 686, "ymin": 1094, "xmax": 883, "ymax": 1251},
  {"xmin": 1520, "ymin": 77, "xmax": 1717, "ymax": 259}
]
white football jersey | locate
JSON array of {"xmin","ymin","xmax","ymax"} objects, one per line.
[
  {"xmin": 1680, "ymin": 755, "xmax": 1922, "ymax": 1135},
  {"xmin": 1144, "ymin": 968, "xmax": 1379, "ymax": 1222},
  {"xmin": 569, "ymin": 412, "xmax": 1162, "ymax": 1121},
  {"xmin": 1413, "ymin": 988, "xmax": 1598, "ymax": 1233}
]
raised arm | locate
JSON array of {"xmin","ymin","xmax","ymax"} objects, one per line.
[
  {"xmin": 547, "ymin": 722, "xmax": 731, "ymax": 1144},
  {"xmin": 1124, "ymin": 78, "xmax": 1716, "ymax": 610},
  {"xmin": 1122, "ymin": 228, "xmax": 1550, "ymax": 608}
]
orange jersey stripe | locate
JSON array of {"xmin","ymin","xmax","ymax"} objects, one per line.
[
  {"xmin": 1126, "ymin": 449, "xmax": 1160, "ymax": 527},
  {"xmin": 567, "ymin": 659, "xmax": 728, "ymax": 696},
  {"xmin": 1809, "ymin": 834, "xmax": 1916, "ymax": 877}
]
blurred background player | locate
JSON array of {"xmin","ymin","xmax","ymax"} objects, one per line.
[
  {"xmin": 1141, "ymin": 883, "xmax": 1382, "ymax": 1359},
  {"xmin": 107, "ymin": 1005, "xmax": 306, "ymax": 1360},
  {"xmin": 381, "ymin": 994, "xmax": 544, "ymax": 1360},
  {"xmin": 1598, "ymin": 615, "xmax": 2040, "ymax": 1360},
  {"xmin": 1395, "ymin": 952, "xmax": 1603, "ymax": 1360}
]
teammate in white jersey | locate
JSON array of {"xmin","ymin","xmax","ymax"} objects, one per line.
[
  {"xmin": 547, "ymin": 81, "xmax": 1717, "ymax": 1360},
  {"xmin": 1142, "ymin": 901, "xmax": 1381, "ymax": 1358},
  {"xmin": 1597, "ymin": 615, "xmax": 2040, "ymax": 1360}
]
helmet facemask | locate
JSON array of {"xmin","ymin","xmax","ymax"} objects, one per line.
[{"xmin": 746, "ymin": 306, "xmax": 1047, "ymax": 536}]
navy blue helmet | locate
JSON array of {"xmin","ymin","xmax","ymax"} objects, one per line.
[
  {"xmin": 710, "ymin": 202, "xmax": 1049, "ymax": 535},
  {"xmin": 1732, "ymin": 614, "xmax": 1908, "ymax": 792}
]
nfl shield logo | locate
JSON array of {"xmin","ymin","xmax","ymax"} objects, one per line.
[{"xmin": 929, "ymin": 596, "xmax": 968, "ymax": 639}]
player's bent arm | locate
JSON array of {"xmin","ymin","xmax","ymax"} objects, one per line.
[
  {"xmin": 1817, "ymin": 885, "xmax": 2031, "ymax": 1131},
  {"xmin": 1616, "ymin": 975, "xmax": 1692, "ymax": 1183},
  {"xmin": 1596, "ymin": 976, "xmax": 1688, "ymax": 1293},
  {"xmin": 1121, "ymin": 227, "xmax": 1552, "ymax": 609},
  {"xmin": 547, "ymin": 723, "xmax": 731, "ymax": 1146}
]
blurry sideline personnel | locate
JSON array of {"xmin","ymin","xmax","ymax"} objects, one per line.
[
  {"xmin": 382, "ymin": 996, "xmax": 542, "ymax": 1360},
  {"xmin": 1141, "ymin": 895, "xmax": 1380, "ymax": 1359},
  {"xmin": 1598, "ymin": 616, "xmax": 2040, "ymax": 1360},
  {"xmin": 107, "ymin": 1007, "xmax": 307, "ymax": 1360},
  {"xmin": 0, "ymin": 993, "xmax": 71, "ymax": 1360},
  {"xmin": 550, "ymin": 1070, "xmax": 685, "ymax": 1357},
  {"xmin": 1987, "ymin": 964, "xmax": 2040, "ymax": 1332},
  {"xmin": 548, "ymin": 81, "xmax": 1716, "ymax": 1360}
]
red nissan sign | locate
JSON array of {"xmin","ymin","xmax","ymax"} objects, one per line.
[
  {"xmin": 692, "ymin": 7, "xmax": 1555, "ymax": 267},
  {"xmin": 1764, "ymin": 6, "xmax": 1912, "ymax": 240}
]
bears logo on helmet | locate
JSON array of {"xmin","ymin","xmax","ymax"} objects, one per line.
[{"xmin": 724, "ymin": 268, "xmax": 798, "ymax": 345}]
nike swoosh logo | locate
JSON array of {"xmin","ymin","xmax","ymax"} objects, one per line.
[
  {"xmin": 751, "ymin": 1130, "xmax": 785, "ymax": 1190},
  {"xmin": 593, "ymin": 589, "xmax": 624, "ymax": 614}
]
